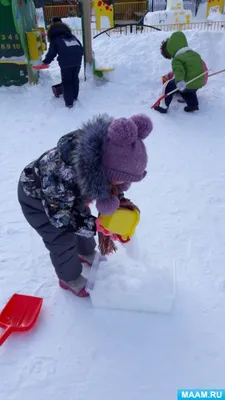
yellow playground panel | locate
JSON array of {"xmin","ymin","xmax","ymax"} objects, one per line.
[
  {"xmin": 92, "ymin": 0, "xmax": 114, "ymax": 30},
  {"xmin": 26, "ymin": 28, "xmax": 46, "ymax": 62},
  {"xmin": 206, "ymin": 0, "xmax": 225, "ymax": 15},
  {"xmin": 174, "ymin": 11, "xmax": 191, "ymax": 23}
]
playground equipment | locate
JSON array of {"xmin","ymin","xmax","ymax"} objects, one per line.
[
  {"xmin": 80, "ymin": 0, "xmax": 114, "ymax": 80},
  {"xmin": 0, "ymin": 0, "xmax": 113, "ymax": 86},
  {"xmin": 0, "ymin": 0, "xmax": 46, "ymax": 86},
  {"xmin": 91, "ymin": 0, "xmax": 114, "ymax": 30}
]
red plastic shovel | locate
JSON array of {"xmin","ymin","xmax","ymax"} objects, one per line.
[
  {"xmin": 151, "ymin": 69, "xmax": 209, "ymax": 109},
  {"xmin": 0, "ymin": 294, "xmax": 43, "ymax": 346},
  {"xmin": 32, "ymin": 64, "xmax": 49, "ymax": 70}
]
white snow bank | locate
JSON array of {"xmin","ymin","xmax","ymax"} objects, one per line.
[
  {"xmin": 195, "ymin": 1, "xmax": 207, "ymax": 20},
  {"xmin": 207, "ymin": 9, "xmax": 225, "ymax": 21},
  {"xmin": 62, "ymin": 16, "xmax": 82, "ymax": 30},
  {"xmin": 36, "ymin": 8, "xmax": 45, "ymax": 28},
  {"xmin": 62, "ymin": 16, "xmax": 111, "ymax": 30},
  {"xmin": 144, "ymin": 9, "xmax": 192, "ymax": 25},
  {"xmin": 88, "ymin": 245, "xmax": 176, "ymax": 313}
]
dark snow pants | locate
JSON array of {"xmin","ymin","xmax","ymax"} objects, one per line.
[
  {"xmin": 161, "ymin": 79, "xmax": 199, "ymax": 108},
  {"xmin": 18, "ymin": 182, "xmax": 96, "ymax": 282},
  {"xmin": 61, "ymin": 65, "xmax": 81, "ymax": 107}
]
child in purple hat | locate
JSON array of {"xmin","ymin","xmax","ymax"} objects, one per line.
[{"xmin": 18, "ymin": 114, "xmax": 153, "ymax": 297}]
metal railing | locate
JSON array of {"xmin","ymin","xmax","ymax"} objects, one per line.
[
  {"xmin": 149, "ymin": 20, "xmax": 225, "ymax": 31},
  {"xmin": 71, "ymin": 19, "xmax": 225, "ymax": 37},
  {"xmin": 92, "ymin": 23, "xmax": 160, "ymax": 38}
]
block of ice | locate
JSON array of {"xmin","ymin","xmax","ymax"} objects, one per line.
[{"xmin": 86, "ymin": 245, "xmax": 176, "ymax": 314}]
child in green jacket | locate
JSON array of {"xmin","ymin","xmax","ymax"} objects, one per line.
[{"xmin": 154, "ymin": 31, "xmax": 208, "ymax": 113}]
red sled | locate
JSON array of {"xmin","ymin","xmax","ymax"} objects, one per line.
[
  {"xmin": 33, "ymin": 64, "xmax": 49, "ymax": 70},
  {"xmin": 0, "ymin": 293, "xmax": 43, "ymax": 346}
]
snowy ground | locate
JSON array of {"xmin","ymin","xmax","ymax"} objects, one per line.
[{"xmin": 1, "ymin": 30, "xmax": 225, "ymax": 399}]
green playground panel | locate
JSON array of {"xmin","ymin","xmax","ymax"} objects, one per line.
[
  {"xmin": 0, "ymin": 62, "xmax": 28, "ymax": 86},
  {"xmin": 0, "ymin": 0, "xmax": 38, "ymax": 86}
]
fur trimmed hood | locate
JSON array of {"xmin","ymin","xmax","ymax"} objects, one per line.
[
  {"xmin": 160, "ymin": 39, "xmax": 171, "ymax": 59},
  {"xmin": 57, "ymin": 114, "xmax": 114, "ymax": 202}
]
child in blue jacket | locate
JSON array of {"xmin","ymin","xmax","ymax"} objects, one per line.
[{"xmin": 43, "ymin": 19, "xmax": 84, "ymax": 108}]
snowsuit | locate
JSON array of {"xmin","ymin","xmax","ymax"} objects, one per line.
[
  {"xmin": 160, "ymin": 31, "xmax": 207, "ymax": 110},
  {"xmin": 18, "ymin": 130, "xmax": 97, "ymax": 282},
  {"xmin": 43, "ymin": 22, "xmax": 83, "ymax": 107},
  {"xmin": 17, "ymin": 115, "xmax": 131, "ymax": 282},
  {"xmin": 163, "ymin": 79, "xmax": 199, "ymax": 109},
  {"xmin": 18, "ymin": 182, "xmax": 96, "ymax": 282},
  {"xmin": 18, "ymin": 113, "xmax": 153, "ymax": 288}
]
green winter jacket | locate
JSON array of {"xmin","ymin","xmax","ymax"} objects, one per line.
[{"xmin": 166, "ymin": 31, "xmax": 204, "ymax": 89}]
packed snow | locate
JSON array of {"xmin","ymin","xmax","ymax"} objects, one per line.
[
  {"xmin": 61, "ymin": 16, "xmax": 111, "ymax": 30},
  {"xmin": 87, "ymin": 244, "xmax": 176, "ymax": 313},
  {"xmin": 207, "ymin": 9, "xmax": 225, "ymax": 21},
  {"xmin": 1, "ymin": 29, "xmax": 225, "ymax": 399},
  {"xmin": 144, "ymin": 0, "xmax": 192, "ymax": 26}
]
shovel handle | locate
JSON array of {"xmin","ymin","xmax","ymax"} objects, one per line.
[
  {"xmin": 151, "ymin": 69, "xmax": 210, "ymax": 109},
  {"xmin": 0, "ymin": 326, "xmax": 13, "ymax": 346}
]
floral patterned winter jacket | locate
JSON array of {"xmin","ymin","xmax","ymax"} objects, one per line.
[
  {"xmin": 19, "ymin": 130, "xmax": 97, "ymax": 237},
  {"xmin": 19, "ymin": 116, "xmax": 130, "ymax": 238}
]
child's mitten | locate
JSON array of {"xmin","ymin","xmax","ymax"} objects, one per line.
[{"xmin": 176, "ymin": 81, "xmax": 186, "ymax": 92}]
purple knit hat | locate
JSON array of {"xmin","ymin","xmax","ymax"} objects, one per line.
[{"xmin": 96, "ymin": 114, "xmax": 153, "ymax": 214}]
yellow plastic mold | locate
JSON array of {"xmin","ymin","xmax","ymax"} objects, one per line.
[{"xmin": 99, "ymin": 208, "xmax": 140, "ymax": 239}]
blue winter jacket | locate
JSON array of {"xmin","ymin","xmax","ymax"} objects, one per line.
[{"xmin": 43, "ymin": 22, "xmax": 84, "ymax": 68}]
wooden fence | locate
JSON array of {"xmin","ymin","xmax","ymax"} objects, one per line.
[
  {"xmin": 114, "ymin": 1, "xmax": 147, "ymax": 24},
  {"xmin": 43, "ymin": 4, "xmax": 79, "ymax": 26}
]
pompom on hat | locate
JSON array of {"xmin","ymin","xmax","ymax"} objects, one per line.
[
  {"xmin": 96, "ymin": 114, "xmax": 153, "ymax": 214},
  {"xmin": 73, "ymin": 113, "xmax": 153, "ymax": 216}
]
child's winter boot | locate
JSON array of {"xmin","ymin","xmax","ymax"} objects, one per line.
[
  {"xmin": 184, "ymin": 105, "xmax": 199, "ymax": 112},
  {"xmin": 59, "ymin": 275, "xmax": 89, "ymax": 297},
  {"xmin": 78, "ymin": 251, "xmax": 97, "ymax": 266},
  {"xmin": 154, "ymin": 105, "xmax": 167, "ymax": 114}
]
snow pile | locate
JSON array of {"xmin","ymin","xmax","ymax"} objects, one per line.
[
  {"xmin": 144, "ymin": 0, "xmax": 192, "ymax": 25},
  {"xmin": 36, "ymin": 7, "xmax": 45, "ymax": 27},
  {"xmin": 145, "ymin": 10, "xmax": 192, "ymax": 25},
  {"xmin": 207, "ymin": 9, "xmax": 225, "ymax": 21},
  {"xmin": 62, "ymin": 16, "xmax": 82, "ymax": 30},
  {"xmin": 88, "ymin": 245, "xmax": 176, "ymax": 313},
  {"xmin": 195, "ymin": 1, "xmax": 207, "ymax": 20},
  {"xmin": 62, "ymin": 16, "xmax": 111, "ymax": 31}
]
